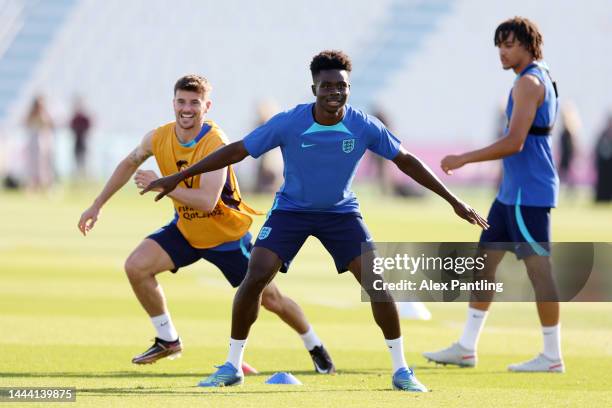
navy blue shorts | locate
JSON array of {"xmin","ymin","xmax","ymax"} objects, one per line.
[
  {"xmin": 146, "ymin": 222, "xmax": 251, "ymax": 287},
  {"xmin": 479, "ymin": 200, "xmax": 551, "ymax": 259},
  {"xmin": 253, "ymin": 210, "xmax": 374, "ymax": 273}
]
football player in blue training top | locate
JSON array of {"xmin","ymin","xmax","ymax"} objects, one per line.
[
  {"xmin": 143, "ymin": 50, "xmax": 489, "ymax": 391},
  {"xmin": 425, "ymin": 17, "xmax": 564, "ymax": 373}
]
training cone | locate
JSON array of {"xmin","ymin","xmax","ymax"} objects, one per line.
[
  {"xmin": 265, "ymin": 372, "xmax": 302, "ymax": 385},
  {"xmin": 241, "ymin": 361, "xmax": 259, "ymax": 375}
]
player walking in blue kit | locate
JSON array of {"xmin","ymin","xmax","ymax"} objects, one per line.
[
  {"xmin": 425, "ymin": 17, "xmax": 565, "ymax": 373},
  {"xmin": 144, "ymin": 50, "xmax": 488, "ymax": 391}
]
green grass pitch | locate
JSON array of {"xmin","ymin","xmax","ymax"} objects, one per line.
[{"xmin": 1, "ymin": 185, "xmax": 611, "ymax": 407}]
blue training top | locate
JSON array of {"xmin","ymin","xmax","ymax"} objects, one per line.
[
  {"xmin": 497, "ymin": 61, "xmax": 559, "ymax": 208},
  {"xmin": 243, "ymin": 103, "xmax": 401, "ymax": 213}
]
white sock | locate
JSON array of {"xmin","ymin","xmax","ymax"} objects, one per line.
[
  {"xmin": 150, "ymin": 313, "xmax": 178, "ymax": 342},
  {"xmin": 227, "ymin": 338, "xmax": 247, "ymax": 372},
  {"xmin": 458, "ymin": 307, "xmax": 488, "ymax": 350},
  {"xmin": 385, "ymin": 336, "xmax": 408, "ymax": 373},
  {"xmin": 300, "ymin": 326, "xmax": 322, "ymax": 351},
  {"xmin": 542, "ymin": 324, "xmax": 562, "ymax": 360}
]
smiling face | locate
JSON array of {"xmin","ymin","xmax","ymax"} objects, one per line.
[
  {"xmin": 173, "ymin": 89, "xmax": 210, "ymax": 130},
  {"xmin": 311, "ymin": 69, "xmax": 350, "ymax": 115}
]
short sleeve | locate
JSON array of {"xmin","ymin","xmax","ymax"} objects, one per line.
[
  {"xmin": 366, "ymin": 115, "xmax": 401, "ymax": 160},
  {"xmin": 243, "ymin": 112, "xmax": 287, "ymax": 158}
]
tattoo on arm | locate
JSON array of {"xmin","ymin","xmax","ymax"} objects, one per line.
[{"xmin": 127, "ymin": 148, "xmax": 151, "ymax": 166}]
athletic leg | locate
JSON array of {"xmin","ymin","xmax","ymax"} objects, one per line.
[
  {"xmin": 524, "ymin": 254, "xmax": 559, "ymax": 326},
  {"xmin": 261, "ymin": 281, "xmax": 309, "ymax": 334},
  {"xmin": 199, "ymin": 211, "xmax": 318, "ymax": 386},
  {"xmin": 261, "ymin": 281, "xmax": 335, "ymax": 373},
  {"xmin": 124, "ymin": 238, "xmax": 184, "ymax": 363},
  {"xmin": 231, "ymin": 246, "xmax": 282, "ymax": 339},
  {"xmin": 469, "ymin": 249, "xmax": 506, "ymax": 310},
  {"xmin": 124, "ymin": 238, "xmax": 175, "ymax": 317},
  {"xmin": 198, "ymin": 247, "xmax": 282, "ymax": 387},
  {"xmin": 525, "ymin": 254, "xmax": 562, "ymax": 362},
  {"xmin": 423, "ymin": 200, "xmax": 509, "ymax": 366},
  {"xmin": 348, "ymin": 251, "xmax": 427, "ymax": 391},
  {"xmin": 348, "ymin": 251, "xmax": 400, "ymax": 340},
  {"xmin": 507, "ymin": 205, "xmax": 563, "ymax": 372}
]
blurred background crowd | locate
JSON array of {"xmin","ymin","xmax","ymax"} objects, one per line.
[{"xmin": 0, "ymin": 0, "xmax": 610, "ymax": 201}]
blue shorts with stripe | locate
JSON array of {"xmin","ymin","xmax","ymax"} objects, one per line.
[
  {"xmin": 253, "ymin": 210, "xmax": 374, "ymax": 273},
  {"xmin": 479, "ymin": 199, "xmax": 551, "ymax": 259},
  {"xmin": 146, "ymin": 222, "xmax": 252, "ymax": 288}
]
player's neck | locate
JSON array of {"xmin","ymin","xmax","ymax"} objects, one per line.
[
  {"xmin": 513, "ymin": 58, "xmax": 536, "ymax": 75},
  {"xmin": 175, "ymin": 121, "xmax": 205, "ymax": 144},
  {"xmin": 313, "ymin": 104, "xmax": 345, "ymax": 126}
]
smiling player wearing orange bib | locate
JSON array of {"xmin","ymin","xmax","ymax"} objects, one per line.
[{"xmin": 78, "ymin": 75, "xmax": 334, "ymax": 374}]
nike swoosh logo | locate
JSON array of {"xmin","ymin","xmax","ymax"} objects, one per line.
[
  {"xmin": 313, "ymin": 361, "xmax": 329, "ymax": 373},
  {"xmin": 301, "ymin": 142, "xmax": 316, "ymax": 148},
  {"xmin": 160, "ymin": 321, "xmax": 168, "ymax": 326}
]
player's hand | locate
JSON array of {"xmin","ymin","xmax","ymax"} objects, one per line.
[
  {"xmin": 140, "ymin": 172, "xmax": 182, "ymax": 201},
  {"xmin": 451, "ymin": 199, "xmax": 489, "ymax": 230},
  {"xmin": 78, "ymin": 205, "xmax": 100, "ymax": 236},
  {"xmin": 134, "ymin": 170, "xmax": 162, "ymax": 192},
  {"xmin": 441, "ymin": 154, "xmax": 466, "ymax": 175}
]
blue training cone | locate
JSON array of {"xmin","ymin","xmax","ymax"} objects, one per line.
[{"xmin": 265, "ymin": 372, "xmax": 302, "ymax": 385}]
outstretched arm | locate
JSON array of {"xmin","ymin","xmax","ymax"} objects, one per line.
[
  {"xmin": 78, "ymin": 130, "xmax": 154, "ymax": 235},
  {"xmin": 441, "ymin": 75, "xmax": 542, "ymax": 174},
  {"xmin": 392, "ymin": 147, "xmax": 489, "ymax": 229},
  {"xmin": 141, "ymin": 140, "xmax": 249, "ymax": 201}
]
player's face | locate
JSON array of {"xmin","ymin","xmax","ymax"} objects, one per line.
[
  {"xmin": 312, "ymin": 70, "xmax": 350, "ymax": 114},
  {"xmin": 173, "ymin": 90, "xmax": 210, "ymax": 130},
  {"xmin": 497, "ymin": 33, "xmax": 528, "ymax": 70}
]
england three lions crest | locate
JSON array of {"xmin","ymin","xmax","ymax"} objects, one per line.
[
  {"xmin": 258, "ymin": 227, "xmax": 272, "ymax": 240},
  {"xmin": 342, "ymin": 138, "xmax": 355, "ymax": 153}
]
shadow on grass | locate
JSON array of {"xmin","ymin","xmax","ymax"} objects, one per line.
[
  {"xmin": 412, "ymin": 364, "xmax": 511, "ymax": 375},
  {"xmin": 0, "ymin": 365, "xmax": 511, "ymax": 380},
  {"xmin": 0, "ymin": 371, "xmax": 202, "ymax": 379},
  {"xmin": 0, "ymin": 368, "xmax": 402, "ymax": 379}
]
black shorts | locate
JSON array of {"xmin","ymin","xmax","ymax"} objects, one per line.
[
  {"xmin": 479, "ymin": 200, "xmax": 551, "ymax": 259},
  {"xmin": 147, "ymin": 222, "xmax": 252, "ymax": 287},
  {"xmin": 253, "ymin": 210, "xmax": 374, "ymax": 273}
]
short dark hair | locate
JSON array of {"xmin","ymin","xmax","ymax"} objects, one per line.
[
  {"xmin": 494, "ymin": 17, "xmax": 543, "ymax": 60},
  {"xmin": 174, "ymin": 74, "xmax": 212, "ymax": 97},
  {"xmin": 309, "ymin": 50, "xmax": 352, "ymax": 79}
]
